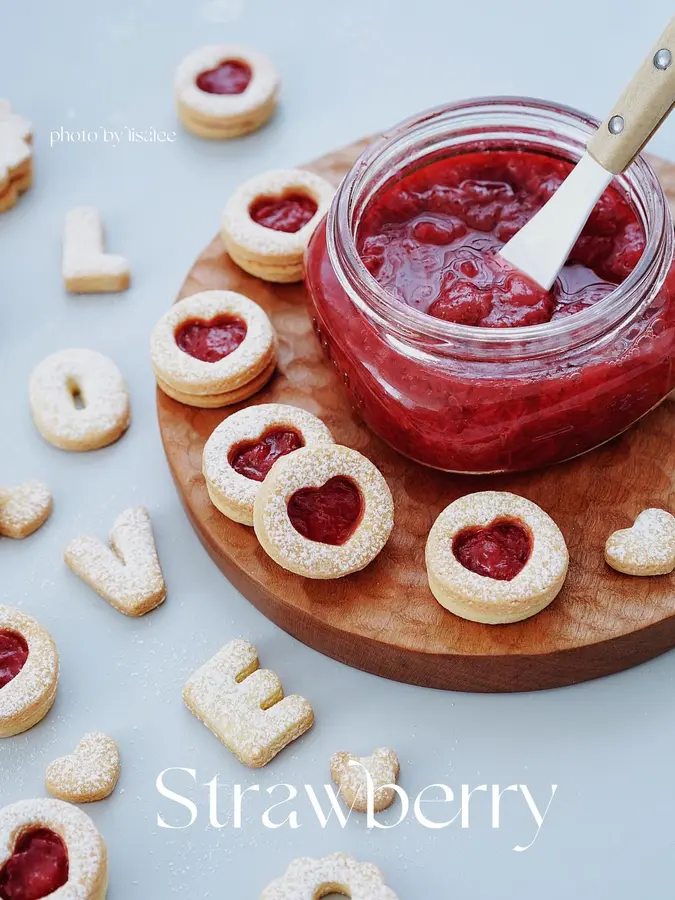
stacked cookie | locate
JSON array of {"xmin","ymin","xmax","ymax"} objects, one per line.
[
  {"xmin": 0, "ymin": 100, "xmax": 33, "ymax": 213},
  {"xmin": 150, "ymin": 290, "xmax": 277, "ymax": 408}
]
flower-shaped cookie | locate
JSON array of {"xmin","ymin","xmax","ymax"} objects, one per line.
[
  {"xmin": 0, "ymin": 798, "xmax": 107, "ymax": 899},
  {"xmin": 605, "ymin": 508, "xmax": 675, "ymax": 576},
  {"xmin": 0, "ymin": 100, "xmax": 32, "ymax": 214},
  {"xmin": 262, "ymin": 853, "xmax": 399, "ymax": 900}
]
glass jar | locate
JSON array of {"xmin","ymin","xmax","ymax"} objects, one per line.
[{"xmin": 304, "ymin": 97, "xmax": 675, "ymax": 474}]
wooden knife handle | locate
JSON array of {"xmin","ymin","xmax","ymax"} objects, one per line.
[{"xmin": 588, "ymin": 16, "xmax": 675, "ymax": 175}]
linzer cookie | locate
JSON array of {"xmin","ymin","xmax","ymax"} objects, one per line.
[
  {"xmin": 175, "ymin": 45, "xmax": 279, "ymax": 139},
  {"xmin": 0, "ymin": 606, "xmax": 59, "ymax": 738},
  {"xmin": 253, "ymin": 444, "xmax": 394, "ymax": 579},
  {"xmin": 0, "ymin": 479, "xmax": 52, "ymax": 539},
  {"xmin": 0, "ymin": 798, "xmax": 107, "ymax": 899},
  {"xmin": 65, "ymin": 506, "xmax": 166, "ymax": 616},
  {"xmin": 150, "ymin": 290, "xmax": 276, "ymax": 408},
  {"xmin": 183, "ymin": 638, "xmax": 313, "ymax": 768},
  {"xmin": 0, "ymin": 100, "xmax": 32, "ymax": 213},
  {"xmin": 46, "ymin": 733, "xmax": 121, "ymax": 804},
  {"xmin": 203, "ymin": 404, "xmax": 334, "ymax": 525},
  {"xmin": 262, "ymin": 853, "xmax": 399, "ymax": 900},
  {"xmin": 29, "ymin": 348, "xmax": 130, "ymax": 451},
  {"xmin": 221, "ymin": 169, "xmax": 334, "ymax": 282},
  {"xmin": 62, "ymin": 206, "xmax": 130, "ymax": 294},
  {"xmin": 426, "ymin": 491, "xmax": 568, "ymax": 624}
]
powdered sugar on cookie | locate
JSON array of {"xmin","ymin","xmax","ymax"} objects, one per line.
[
  {"xmin": 183, "ymin": 638, "xmax": 314, "ymax": 768},
  {"xmin": 262, "ymin": 853, "xmax": 399, "ymax": 900},
  {"xmin": 0, "ymin": 479, "xmax": 52, "ymax": 539},
  {"xmin": 605, "ymin": 508, "xmax": 675, "ymax": 576},
  {"xmin": 46, "ymin": 733, "xmax": 121, "ymax": 803},
  {"xmin": 330, "ymin": 748, "xmax": 400, "ymax": 813},
  {"xmin": 29, "ymin": 348, "xmax": 130, "ymax": 451},
  {"xmin": 64, "ymin": 506, "xmax": 166, "ymax": 616},
  {"xmin": 0, "ymin": 100, "xmax": 32, "ymax": 213},
  {"xmin": 62, "ymin": 206, "xmax": 131, "ymax": 294}
]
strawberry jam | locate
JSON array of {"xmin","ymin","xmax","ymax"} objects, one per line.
[
  {"xmin": 357, "ymin": 150, "xmax": 643, "ymax": 327},
  {"xmin": 0, "ymin": 829, "xmax": 69, "ymax": 900},
  {"xmin": 196, "ymin": 60, "xmax": 252, "ymax": 95},
  {"xmin": 176, "ymin": 316, "xmax": 247, "ymax": 363},
  {"xmin": 0, "ymin": 631, "xmax": 29, "ymax": 690},
  {"xmin": 305, "ymin": 99, "xmax": 675, "ymax": 473},
  {"xmin": 287, "ymin": 476, "xmax": 363, "ymax": 545},
  {"xmin": 453, "ymin": 519, "xmax": 531, "ymax": 581},
  {"xmin": 229, "ymin": 427, "xmax": 304, "ymax": 481},
  {"xmin": 249, "ymin": 194, "xmax": 318, "ymax": 233}
]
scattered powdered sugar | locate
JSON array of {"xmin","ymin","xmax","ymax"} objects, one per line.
[
  {"xmin": 46, "ymin": 732, "xmax": 121, "ymax": 803},
  {"xmin": 62, "ymin": 206, "xmax": 130, "ymax": 284},
  {"xmin": 182, "ymin": 638, "xmax": 314, "ymax": 768},
  {"xmin": 64, "ymin": 506, "xmax": 167, "ymax": 617},
  {"xmin": 0, "ymin": 479, "xmax": 52, "ymax": 539},
  {"xmin": 29, "ymin": 348, "xmax": 130, "ymax": 451},
  {"xmin": 330, "ymin": 748, "xmax": 400, "ymax": 813},
  {"xmin": 222, "ymin": 169, "xmax": 335, "ymax": 259},
  {"xmin": 0, "ymin": 605, "xmax": 59, "ymax": 731},
  {"xmin": 150, "ymin": 290, "xmax": 275, "ymax": 395},
  {"xmin": 200, "ymin": 0, "xmax": 246, "ymax": 23},
  {"xmin": 254, "ymin": 445, "xmax": 394, "ymax": 579},
  {"xmin": 202, "ymin": 403, "xmax": 334, "ymax": 524},
  {"xmin": 605, "ymin": 508, "xmax": 675, "ymax": 575},
  {"xmin": 0, "ymin": 797, "xmax": 106, "ymax": 895},
  {"xmin": 175, "ymin": 45, "xmax": 279, "ymax": 118},
  {"xmin": 262, "ymin": 852, "xmax": 399, "ymax": 899},
  {"xmin": 426, "ymin": 491, "xmax": 568, "ymax": 623}
]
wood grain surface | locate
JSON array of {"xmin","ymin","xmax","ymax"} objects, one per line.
[{"xmin": 157, "ymin": 139, "xmax": 675, "ymax": 692}]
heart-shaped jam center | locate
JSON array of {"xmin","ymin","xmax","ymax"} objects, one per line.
[
  {"xmin": 175, "ymin": 315, "xmax": 247, "ymax": 363},
  {"xmin": 249, "ymin": 194, "xmax": 318, "ymax": 234},
  {"xmin": 0, "ymin": 631, "xmax": 29, "ymax": 690},
  {"xmin": 0, "ymin": 829, "xmax": 69, "ymax": 900},
  {"xmin": 287, "ymin": 476, "xmax": 363, "ymax": 546},
  {"xmin": 196, "ymin": 59, "xmax": 252, "ymax": 95},
  {"xmin": 229, "ymin": 427, "xmax": 304, "ymax": 482},
  {"xmin": 452, "ymin": 518, "xmax": 531, "ymax": 581}
]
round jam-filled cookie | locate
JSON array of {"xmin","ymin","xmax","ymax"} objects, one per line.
[
  {"xmin": 0, "ymin": 606, "xmax": 59, "ymax": 738},
  {"xmin": 221, "ymin": 169, "xmax": 335, "ymax": 283},
  {"xmin": 0, "ymin": 798, "xmax": 107, "ymax": 899},
  {"xmin": 150, "ymin": 290, "xmax": 276, "ymax": 407},
  {"xmin": 262, "ymin": 853, "xmax": 399, "ymax": 900},
  {"xmin": 425, "ymin": 491, "xmax": 568, "ymax": 624},
  {"xmin": 29, "ymin": 349, "xmax": 130, "ymax": 452},
  {"xmin": 203, "ymin": 404, "xmax": 335, "ymax": 525},
  {"xmin": 175, "ymin": 45, "xmax": 279, "ymax": 140},
  {"xmin": 253, "ymin": 445, "xmax": 394, "ymax": 579}
]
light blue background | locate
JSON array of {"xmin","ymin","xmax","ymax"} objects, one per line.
[{"xmin": 1, "ymin": 1, "xmax": 674, "ymax": 896}]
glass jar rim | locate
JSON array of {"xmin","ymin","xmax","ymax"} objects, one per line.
[{"xmin": 326, "ymin": 96, "xmax": 675, "ymax": 359}]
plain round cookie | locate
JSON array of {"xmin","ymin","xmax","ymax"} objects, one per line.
[
  {"xmin": 203, "ymin": 404, "xmax": 334, "ymax": 524},
  {"xmin": 29, "ymin": 348, "xmax": 130, "ymax": 451},
  {"xmin": 0, "ymin": 798, "xmax": 108, "ymax": 899},
  {"xmin": 221, "ymin": 169, "xmax": 335, "ymax": 283},
  {"xmin": 175, "ymin": 45, "xmax": 279, "ymax": 139},
  {"xmin": 150, "ymin": 290, "xmax": 276, "ymax": 399},
  {"xmin": 425, "ymin": 491, "xmax": 569, "ymax": 624},
  {"xmin": 0, "ymin": 605, "xmax": 59, "ymax": 738},
  {"xmin": 253, "ymin": 445, "xmax": 394, "ymax": 579}
]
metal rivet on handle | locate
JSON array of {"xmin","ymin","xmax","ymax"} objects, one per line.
[
  {"xmin": 608, "ymin": 115, "xmax": 625, "ymax": 135},
  {"xmin": 654, "ymin": 48, "xmax": 673, "ymax": 70}
]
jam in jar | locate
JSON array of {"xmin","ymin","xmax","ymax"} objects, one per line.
[{"xmin": 305, "ymin": 98, "xmax": 675, "ymax": 473}]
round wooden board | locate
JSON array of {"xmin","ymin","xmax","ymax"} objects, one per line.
[{"xmin": 157, "ymin": 140, "xmax": 675, "ymax": 693}]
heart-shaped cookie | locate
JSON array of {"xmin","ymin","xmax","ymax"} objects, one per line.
[
  {"xmin": 330, "ymin": 747, "xmax": 400, "ymax": 813},
  {"xmin": 45, "ymin": 732, "xmax": 120, "ymax": 803},
  {"xmin": 0, "ymin": 479, "xmax": 52, "ymax": 539},
  {"xmin": 605, "ymin": 508, "xmax": 675, "ymax": 576}
]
